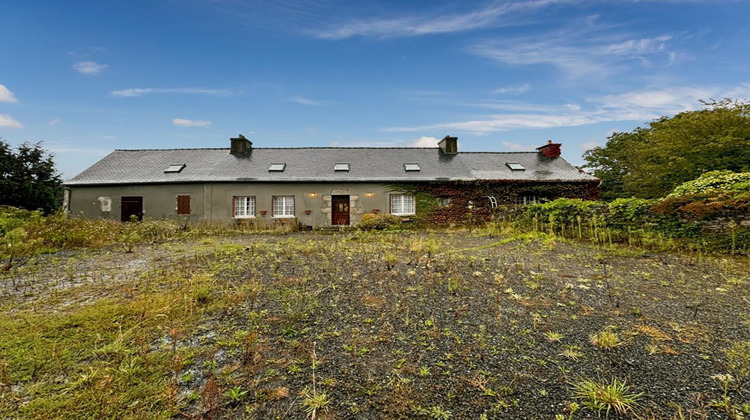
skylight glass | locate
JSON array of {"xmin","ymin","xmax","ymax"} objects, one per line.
[
  {"xmin": 404, "ymin": 163, "xmax": 421, "ymax": 172},
  {"xmin": 334, "ymin": 162, "xmax": 350, "ymax": 171},
  {"xmin": 506, "ymin": 162, "xmax": 525, "ymax": 171},
  {"xmin": 268, "ymin": 163, "xmax": 286, "ymax": 172},
  {"xmin": 164, "ymin": 164, "xmax": 186, "ymax": 173}
]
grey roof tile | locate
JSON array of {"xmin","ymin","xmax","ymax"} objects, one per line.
[{"xmin": 65, "ymin": 147, "xmax": 596, "ymax": 185}]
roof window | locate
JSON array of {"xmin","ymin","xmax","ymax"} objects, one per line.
[
  {"xmin": 334, "ymin": 162, "xmax": 350, "ymax": 172},
  {"xmin": 404, "ymin": 163, "xmax": 421, "ymax": 172},
  {"xmin": 506, "ymin": 162, "xmax": 525, "ymax": 171},
  {"xmin": 268, "ymin": 163, "xmax": 286, "ymax": 172},
  {"xmin": 164, "ymin": 164, "xmax": 186, "ymax": 173}
]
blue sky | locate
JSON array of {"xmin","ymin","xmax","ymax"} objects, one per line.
[{"xmin": 1, "ymin": 0, "xmax": 749, "ymax": 179}]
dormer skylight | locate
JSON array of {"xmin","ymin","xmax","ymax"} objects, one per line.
[
  {"xmin": 506, "ymin": 162, "xmax": 525, "ymax": 171},
  {"xmin": 268, "ymin": 163, "xmax": 286, "ymax": 172},
  {"xmin": 404, "ymin": 163, "xmax": 421, "ymax": 172},
  {"xmin": 164, "ymin": 164, "xmax": 186, "ymax": 173},
  {"xmin": 334, "ymin": 162, "xmax": 350, "ymax": 172}
]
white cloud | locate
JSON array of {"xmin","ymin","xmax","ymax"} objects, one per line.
[
  {"xmin": 383, "ymin": 84, "xmax": 750, "ymax": 135},
  {"xmin": 288, "ymin": 95, "xmax": 325, "ymax": 106},
  {"xmin": 111, "ymin": 88, "xmax": 233, "ymax": 97},
  {"xmin": 49, "ymin": 118, "xmax": 62, "ymax": 125},
  {"xmin": 579, "ymin": 140, "xmax": 602, "ymax": 150},
  {"xmin": 411, "ymin": 136, "xmax": 439, "ymax": 147},
  {"xmin": 491, "ymin": 84, "xmax": 530, "ymax": 95},
  {"xmin": 501, "ymin": 141, "xmax": 530, "ymax": 151},
  {"xmin": 311, "ymin": 0, "xmax": 574, "ymax": 39},
  {"xmin": 73, "ymin": 61, "xmax": 109, "ymax": 75},
  {"xmin": 0, "ymin": 85, "xmax": 18, "ymax": 103},
  {"xmin": 0, "ymin": 114, "xmax": 23, "ymax": 128},
  {"xmin": 468, "ymin": 25, "xmax": 678, "ymax": 80},
  {"xmin": 172, "ymin": 118, "xmax": 212, "ymax": 127}
]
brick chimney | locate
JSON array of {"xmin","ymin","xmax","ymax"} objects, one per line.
[
  {"xmin": 438, "ymin": 135, "xmax": 458, "ymax": 155},
  {"xmin": 230, "ymin": 134, "xmax": 252, "ymax": 155},
  {"xmin": 536, "ymin": 140, "xmax": 561, "ymax": 159}
]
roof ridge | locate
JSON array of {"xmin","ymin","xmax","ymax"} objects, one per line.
[{"xmin": 111, "ymin": 147, "xmax": 540, "ymax": 153}]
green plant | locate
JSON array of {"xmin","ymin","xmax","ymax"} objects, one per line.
[
  {"xmin": 724, "ymin": 341, "xmax": 750, "ymax": 389},
  {"xmin": 590, "ymin": 330, "xmax": 623, "ymax": 350},
  {"xmin": 572, "ymin": 377, "xmax": 642, "ymax": 418}
]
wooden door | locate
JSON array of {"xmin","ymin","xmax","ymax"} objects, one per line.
[
  {"xmin": 121, "ymin": 196, "xmax": 143, "ymax": 221},
  {"xmin": 332, "ymin": 195, "xmax": 350, "ymax": 226}
]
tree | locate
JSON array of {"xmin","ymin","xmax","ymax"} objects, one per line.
[
  {"xmin": 583, "ymin": 99, "xmax": 750, "ymax": 199},
  {"xmin": 0, "ymin": 139, "xmax": 63, "ymax": 213}
]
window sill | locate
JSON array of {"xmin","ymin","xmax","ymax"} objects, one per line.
[
  {"xmin": 391, "ymin": 213, "xmax": 415, "ymax": 216},
  {"xmin": 272, "ymin": 215, "xmax": 296, "ymax": 219},
  {"xmin": 234, "ymin": 216, "xmax": 256, "ymax": 219}
]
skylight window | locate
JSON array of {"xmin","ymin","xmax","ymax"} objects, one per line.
[
  {"xmin": 334, "ymin": 162, "xmax": 350, "ymax": 171},
  {"xmin": 404, "ymin": 163, "xmax": 421, "ymax": 172},
  {"xmin": 268, "ymin": 163, "xmax": 286, "ymax": 172},
  {"xmin": 164, "ymin": 164, "xmax": 186, "ymax": 173},
  {"xmin": 506, "ymin": 162, "xmax": 525, "ymax": 171}
]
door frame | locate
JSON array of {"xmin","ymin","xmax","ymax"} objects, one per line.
[
  {"xmin": 121, "ymin": 196, "xmax": 143, "ymax": 222},
  {"xmin": 331, "ymin": 195, "xmax": 350, "ymax": 226}
]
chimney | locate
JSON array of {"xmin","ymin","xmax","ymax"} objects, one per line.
[
  {"xmin": 536, "ymin": 139, "xmax": 561, "ymax": 159},
  {"xmin": 438, "ymin": 135, "xmax": 458, "ymax": 155},
  {"xmin": 230, "ymin": 134, "xmax": 252, "ymax": 155}
]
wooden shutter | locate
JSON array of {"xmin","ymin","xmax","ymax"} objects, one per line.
[{"xmin": 177, "ymin": 195, "xmax": 190, "ymax": 215}]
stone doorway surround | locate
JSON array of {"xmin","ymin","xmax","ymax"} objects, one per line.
[{"xmin": 321, "ymin": 189, "xmax": 363, "ymax": 227}]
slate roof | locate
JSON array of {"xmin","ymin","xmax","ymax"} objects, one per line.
[{"xmin": 65, "ymin": 147, "xmax": 597, "ymax": 186}]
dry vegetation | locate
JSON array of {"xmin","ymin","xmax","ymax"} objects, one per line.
[{"xmin": 1, "ymin": 229, "xmax": 749, "ymax": 419}]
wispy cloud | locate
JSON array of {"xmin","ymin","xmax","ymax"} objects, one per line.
[
  {"xmin": 111, "ymin": 88, "xmax": 233, "ymax": 98},
  {"xmin": 310, "ymin": 0, "xmax": 573, "ymax": 39},
  {"xmin": 0, "ymin": 114, "xmax": 23, "ymax": 128},
  {"xmin": 49, "ymin": 118, "xmax": 62, "ymax": 125},
  {"xmin": 383, "ymin": 84, "xmax": 750, "ymax": 135},
  {"xmin": 73, "ymin": 61, "xmax": 109, "ymax": 75},
  {"xmin": 491, "ymin": 84, "xmax": 530, "ymax": 95},
  {"xmin": 288, "ymin": 95, "xmax": 326, "ymax": 106},
  {"xmin": 0, "ymin": 84, "xmax": 18, "ymax": 103},
  {"xmin": 172, "ymin": 118, "xmax": 212, "ymax": 127},
  {"xmin": 468, "ymin": 22, "xmax": 677, "ymax": 79}
]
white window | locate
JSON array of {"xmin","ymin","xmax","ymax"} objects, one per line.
[
  {"xmin": 233, "ymin": 196, "xmax": 256, "ymax": 218},
  {"xmin": 273, "ymin": 196, "xmax": 295, "ymax": 218},
  {"xmin": 516, "ymin": 195, "xmax": 542, "ymax": 205},
  {"xmin": 390, "ymin": 194, "xmax": 415, "ymax": 216}
]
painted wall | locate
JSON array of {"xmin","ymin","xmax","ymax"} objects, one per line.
[{"xmin": 67, "ymin": 183, "xmax": 400, "ymax": 227}]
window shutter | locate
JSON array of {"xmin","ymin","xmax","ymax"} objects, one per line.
[{"xmin": 177, "ymin": 195, "xmax": 190, "ymax": 215}]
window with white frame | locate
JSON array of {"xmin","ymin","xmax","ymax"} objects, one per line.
[
  {"xmin": 390, "ymin": 193, "xmax": 415, "ymax": 215},
  {"xmin": 233, "ymin": 196, "xmax": 256, "ymax": 218},
  {"xmin": 272, "ymin": 195, "xmax": 295, "ymax": 218}
]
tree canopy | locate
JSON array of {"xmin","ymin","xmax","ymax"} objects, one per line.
[
  {"xmin": 583, "ymin": 99, "xmax": 750, "ymax": 199},
  {"xmin": 0, "ymin": 139, "xmax": 63, "ymax": 214}
]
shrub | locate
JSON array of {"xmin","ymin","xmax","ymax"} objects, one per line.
[
  {"xmin": 668, "ymin": 170, "xmax": 750, "ymax": 197},
  {"xmin": 607, "ymin": 198, "xmax": 654, "ymax": 229},
  {"xmin": 357, "ymin": 213, "xmax": 401, "ymax": 231}
]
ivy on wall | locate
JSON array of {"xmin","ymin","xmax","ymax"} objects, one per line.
[{"xmin": 388, "ymin": 180, "xmax": 600, "ymax": 226}]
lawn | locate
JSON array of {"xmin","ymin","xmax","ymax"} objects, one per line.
[{"xmin": 1, "ymin": 231, "xmax": 749, "ymax": 419}]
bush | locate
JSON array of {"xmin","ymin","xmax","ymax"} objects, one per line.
[
  {"xmin": 607, "ymin": 198, "xmax": 654, "ymax": 229},
  {"xmin": 357, "ymin": 213, "xmax": 401, "ymax": 231},
  {"xmin": 668, "ymin": 170, "xmax": 750, "ymax": 197}
]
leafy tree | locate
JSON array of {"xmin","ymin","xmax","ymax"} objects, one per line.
[
  {"xmin": 583, "ymin": 99, "xmax": 750, "ymax": 199},
  {"xmin": 0, "ymin": 138, "xmax": 63, "ymax": 214}
]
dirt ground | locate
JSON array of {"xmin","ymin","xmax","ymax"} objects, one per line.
[{"xmin": 1, "ymin": 231, "xmax": 749, "ymax": 419}]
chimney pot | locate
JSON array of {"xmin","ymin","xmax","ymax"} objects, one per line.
[{"xmin": 537, "ymin": 140, "xmax": 561, "ymax": 159}]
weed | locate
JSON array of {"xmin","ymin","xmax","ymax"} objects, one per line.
[
  {"xmin": 590, "ymin": 329, "xmax": 624, "ymax": 350},
  {"xmin": 544, "ymin": 331, "xmax": 564, "ymax": 342},
  {"xmin": 572, "ymin": 377, "xmax": 642, "ymax": 418}
]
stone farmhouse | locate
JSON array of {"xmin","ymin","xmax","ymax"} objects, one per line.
[{"xmin": 64, "ymin": 135, "xmax": 599, "ymax": 227}]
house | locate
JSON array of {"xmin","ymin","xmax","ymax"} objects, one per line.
[{"xmin": 63, "ymin": 135, "xmax": 599, "ymax": 227}]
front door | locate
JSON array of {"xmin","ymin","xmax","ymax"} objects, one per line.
[
  {"xmin": 332, "ymin": 195, "xmax": 350, "ymax": 226},
  {"xmin": 121, "ymin": 196, "xmax": 143, "ymax": 221}
]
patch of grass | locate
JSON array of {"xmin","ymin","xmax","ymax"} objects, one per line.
[
  {"xmin": 590, "ymin": 329, "xmax": 624, "ymax": 350},
  {"xmin": 572, "ymin": 377, "xmax": 642, "ymax": 418}
]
